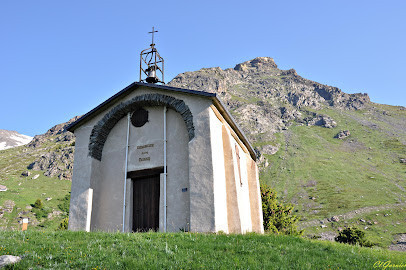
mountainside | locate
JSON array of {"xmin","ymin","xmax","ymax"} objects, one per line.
[
  {"xmin": 0, "ymin": 130, "xmax": 32, "ymax": 150},
  {"xmin": 0, "ymin": 57, "xmax": 405, "ymax": 249},
  {"xmin": 169, "ymin": 57, "xmax": 370, "ymax": 138}
]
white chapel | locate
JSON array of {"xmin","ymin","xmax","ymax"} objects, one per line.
[{"xmin": 67, "ymin": 32, "xmax": 263, "ymax": 234}]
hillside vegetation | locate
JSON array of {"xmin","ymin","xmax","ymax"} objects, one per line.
[
  {"xmin": 1, "ymin": 231, "xmax": 405, "ymax": 269},
  {"xmin": 263, "ymin": 106, "xmax": 406, "ymax": 247},
  {"xmin": 0, "ymin": 123, "xmax": 74, "ymax": 231}
]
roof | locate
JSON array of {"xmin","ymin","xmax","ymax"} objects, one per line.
[{"xmin": 67, "ymin": 82, "xmax": 257, "ymax": 160}]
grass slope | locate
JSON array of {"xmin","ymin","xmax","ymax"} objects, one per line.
[
  {"xmin": 257, "ymin": 105, "xmax": 406, "ymax": 247},
  {"xmin": 0, "ymin": 231, "xmax": 405, "ymax": 269},
  {"xmin": 0, "ymin": 139, "xmax": 71, "ymax": 230}
]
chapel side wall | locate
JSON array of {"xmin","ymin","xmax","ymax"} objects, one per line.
[
  {"xmin": 224, "ymin": 132, "xmax": 252, "ymax": 233},
  {"xmin": 221, "ymin": 125, "xmax": 242, "ymax": 233},
  {"xmin": 247, "ymin": 158, "xmax": 264, "ymax": 233},
  {"xmin": 208, "ymin": 109, "xmax": 228, "ymax": 233},
  {"xmin": 210, "ymin": 105, "xmax": 262, "ymax": 234},
  {"xmin": 236, "ymin": 146, "xmax": 253, "ymax": 233}
]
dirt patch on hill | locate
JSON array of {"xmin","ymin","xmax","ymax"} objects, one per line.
[
  {"xmin": 389, "ymin": 234, "xmax": 406, "ymax": 252},
  {"xmin": 340, "ymin": 138, "xmax": 366, "ymax": 153}
]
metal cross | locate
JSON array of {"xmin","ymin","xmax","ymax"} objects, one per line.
[{"xmin": 148, "ymin": 27, "xmax": 158, "ymax": 45}]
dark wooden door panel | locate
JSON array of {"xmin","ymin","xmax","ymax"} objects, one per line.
[{"xmin": 132, "ymin": 175, "xmax": 160, "ymax": 232}]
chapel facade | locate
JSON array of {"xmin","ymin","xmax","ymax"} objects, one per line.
[{"xmin": 67, "ymin": 82, "xmax": 264, "ymax": 234}]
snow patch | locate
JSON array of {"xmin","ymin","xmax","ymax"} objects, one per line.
[
  {"xmin": 0, "ymin": 142, "xmax": 8, "ymax": 150},
  {"xmin": 10, "ymin": 134, "xmax": 32, "ymax": 145},
  {"xmin": 0, "ymin": 131, "xmax": 33, "ymax": 150}
]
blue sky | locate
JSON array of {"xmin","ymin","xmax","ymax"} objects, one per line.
[{"xmin": 1, "ymin": 0, "xmax": 405, "ymax": 136}]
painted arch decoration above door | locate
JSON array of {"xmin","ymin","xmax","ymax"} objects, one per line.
[{"xmin": 88, "ymin": 93, "xmax": 195, "ymax": 161}]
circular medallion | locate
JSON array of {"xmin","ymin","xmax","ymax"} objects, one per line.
[{"xmin": 131, "ymin": 108, "xmax": 148, "ymax": 127}]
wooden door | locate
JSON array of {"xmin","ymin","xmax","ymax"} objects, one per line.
[{"xmin": 132, "ymin": 175, "xmax": 160, "ymax": 232}]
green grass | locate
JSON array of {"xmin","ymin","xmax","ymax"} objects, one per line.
[
  {"xmin": 261, "ymin": 107, "xmax": 405, "ymax": 214},
  {"xmin": 0, "ymin": 231, "xmax": 405, "ymax": 269}
]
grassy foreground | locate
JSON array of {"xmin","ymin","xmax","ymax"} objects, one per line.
[{"xmin": 0, "ymin": 231, "xmax": 405, "ymax": 269}]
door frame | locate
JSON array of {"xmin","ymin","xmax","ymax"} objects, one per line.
[
  {"xmin": 128, "ymin": 166, "xmax": 164, "ymax": 232},
  {"xmin": 127, "ymin": 166, "xmax": 164, "ymax": 180}
]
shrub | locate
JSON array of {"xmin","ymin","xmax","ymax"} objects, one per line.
[
  {"xmin": 58, "ymin": 217, "xmax": 69, "ymax": 230},
  {"xmin": 34, "ymin": 199, "xmax": 43, "ymax": 209},
  {"xmin": 58, "ymin": 192, "xmax": 71, "ymax": 214},
  {"xmin": 335, "ymin": 227, "xmax": 374, "ymax": 247},
  {"xmin": 32, "ymin": 207, "xmax": 51, "ymax": 220},
  {"xmin": 261, "ymin": 184, "xmax": 303, "ymax": 235},
  {"xmin": 32, "ymin": 198, "xmax": 51, "ymax": 220}
]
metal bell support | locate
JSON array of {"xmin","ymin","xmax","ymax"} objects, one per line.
[{"xmin": 139, "ymin": 27, "xmax": 164, "ymax": 84}]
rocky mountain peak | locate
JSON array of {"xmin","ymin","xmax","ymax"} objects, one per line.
[
  {"xmin": 234, "ymin": 57, "xmax": 278, "ymax": 71},
  {"xmin": 169, "ymin": 57, "xmax": 369, "ymax": 110},
  {"xmin": 169, "ymin": 57, "xmax": 371, "ymax": 143},
  {"xmin": 23, "ymin": 116, "xmax": 81, "ymax": 180},
  {"xmin": 44, "ymin": 116, "xmax": 81, "ymax": 136},
  {"xmin": 27, "ymin": 116, "xmax": 80, "ymax": 149}
]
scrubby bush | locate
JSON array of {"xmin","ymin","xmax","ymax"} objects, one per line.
[
  {"xmin": 34, "ymin": 199, "xmax": 43, "ymax": 209},
  {"xmin": 58, "ymin": 217, "xmax": 69, "ymax": 230},
  {"xmin": 32, "ymin": 198, "xmax": 51, "ymax": 220},
  {"xmin": 32, "ymin": 208, "xmax": 51, "ymax": 220},
  {"xmin": 335, "ymin": 227, "xmax": 374, "ymax": 247},
  {"xmin": 58, "ymin": 192, "xmax": 71, "ymax": 213},
  {"xmin": 261, "ymin": 184, "xmax": 303, "ymax": 235}
]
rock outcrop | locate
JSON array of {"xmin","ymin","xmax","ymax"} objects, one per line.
[
  {"xmin": 27, "ymin": 116, "xmax": 80, "ymax": 149},
  {"xmin": 302, "ymin": 112, "xmax": 337, "ymax": 128},
  {"xmin": 21, "ymin": 171, "xmax": 31, "ymax": 177},
  {"xmin": 335, "ymin": 130, "xmax": 351, "ymax": 139},
  {"xmin": 0, "ymin": 255, "xmax": 21, "ymax": 268},
  {"xmin": 169, "ymin": 57, "xmax": 369, "ymax": 111},
  {"xmin": 27, "ymin": 147, "xmax": 74, "ymax": 180},
  {"xmin": 24, "ymin": 117, "xmax": 79, "ymax": 180},
  {"xmin": 169, "ymin": 57, "xmax": 368, "ymax": 156}
]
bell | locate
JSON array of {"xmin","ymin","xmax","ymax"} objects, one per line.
[{"xmin": 146, "ymin": 66, "xmax": 159, "ymax": 83}]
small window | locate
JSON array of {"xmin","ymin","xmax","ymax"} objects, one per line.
[{"xmin": 131, "ymin": 108, "xmax": 148, "ymax": 127}]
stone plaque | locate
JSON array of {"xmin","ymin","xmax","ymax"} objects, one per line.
[{"xmin": 129, "ymin": 140, "xmax": 164, "ymax": 171}]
